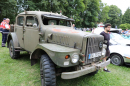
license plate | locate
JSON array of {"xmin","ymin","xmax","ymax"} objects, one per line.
[{"xmin": 88, "ymin": 52, "xmax": 102, "ymax": 59}]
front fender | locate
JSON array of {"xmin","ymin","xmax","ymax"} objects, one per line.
[
  {"xmin": 7, "ymin": 32, "xmax": 19, "ymax": 48},
  {"xmin": 30, "ymin": 43, "xmax": 80, "ymax": 67}
]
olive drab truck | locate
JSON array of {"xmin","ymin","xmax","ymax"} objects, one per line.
[{"xmin": 7, "ymin": 11, "xmax": 110, "ymax": 86}]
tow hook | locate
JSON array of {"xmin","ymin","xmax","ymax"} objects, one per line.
[
  {"xmin": 96, "ymin": 66, "xmax": 101, "ymax": 71},
  {"xmin": 92, "ymin": 63, "xmax": 101, "ymax": 71}
]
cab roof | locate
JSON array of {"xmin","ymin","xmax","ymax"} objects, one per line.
[
  {"xmin": 19, "ymin": 11, "xmax": 67, "ymax": 18},
  {"xmin": 19, "ymin": 11, "xmax": 74, "ymax": 21}
]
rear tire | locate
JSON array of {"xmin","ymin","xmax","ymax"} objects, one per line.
[
  {"xmin": 110, "ymin": 54, "xmax": 124, "ymax": 66},
  {"xmin": 9, "ymin": 40, "xmax": 20, "ymax": 59},
  {"xmin": 40, "ymin": 55, "xmax": 56, "ymax": 86}
]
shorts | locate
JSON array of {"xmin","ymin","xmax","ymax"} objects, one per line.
[{"xmin": 105, "ymin": 49, "xmax": 110, "ymax": 57}]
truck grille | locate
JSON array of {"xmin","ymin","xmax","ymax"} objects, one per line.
[{"xmin": 85, "ymin": 37, "xmax": 103, "ymax": 64}]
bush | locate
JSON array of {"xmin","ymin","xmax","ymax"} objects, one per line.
[
  {"xmin": 119, "ymin": 24, "xmax": 128, "ymax": 30},
  {"xmin": 119, "ymin": 23, "xmax": 130, "ymax": 30}
]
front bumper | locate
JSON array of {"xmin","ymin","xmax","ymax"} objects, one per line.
[{"xmin": 61, "ymin": 59, "xmax": 110, "ymax": 79}]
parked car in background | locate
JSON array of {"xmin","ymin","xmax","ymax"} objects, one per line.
[
  {"xmin": 110, "ymin": 33, "xmax": 130, "ymax": 46},
  {"xmin": 93, "ymin": 28, "xmax": 130, "ymax": 66},
  {"xmin": 122, "ymin": 34, "xmax": 130, "ymax": 40}
]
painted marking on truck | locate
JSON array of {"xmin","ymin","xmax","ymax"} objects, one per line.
[{"xmin": 52, "ymin": 28, "xmax": 79, "ymax": 34}]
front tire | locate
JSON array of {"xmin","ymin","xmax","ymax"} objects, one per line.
[
  {"xmin": 110, "ymin": 54, "xmax": 124, "ymax": 66},
  {"xmin": 40, "ymin": 55, "xmax": 56, "ymax": 86},
  {"xmin": 9, "ymin": 40, "xmax": 20, "ymax": 59}
]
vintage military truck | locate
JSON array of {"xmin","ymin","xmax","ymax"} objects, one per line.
[{"xmin": 7, "ymin": 11, "xmax": 110, "ymax": 86}]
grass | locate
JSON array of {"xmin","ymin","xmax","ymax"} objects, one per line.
[
  {"xmin": 86, "ymin": 31, "xmax": 91, "ymax": 32},
  {"xmin": 0, "ymin": 33, "xmax": 130, "ymax": 86}
]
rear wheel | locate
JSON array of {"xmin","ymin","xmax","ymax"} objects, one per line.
[
  {"xmin": 9, "ymin": 40, "xmax": 20, "ymax": 59},
  {"xmin": 40, "ymin": 55, "xmax": 56, "ymax": 86},
  {"xmin": 110, "ymin": 54, "xmax": 124, "ymax": 66}
]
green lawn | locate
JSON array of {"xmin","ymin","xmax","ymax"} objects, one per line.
[{"xmin": 0, "ymin": 33, "xmax": 130, "ymax": 86}]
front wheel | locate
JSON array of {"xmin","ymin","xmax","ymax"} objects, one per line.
[
  {"xmin": 9, "ymin": 40, "xmax": 20, "ymax": 59},
  {"xmin": 40, "ymin": 55, "xmax": 56, "ymax": 86},
  {"xmin": 110, "ymin": 54, "xmax": 124, "ymax": 66}
]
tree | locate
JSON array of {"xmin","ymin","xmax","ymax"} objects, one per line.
[
  {"xmin": 100, "ymin": 5, "xmax": 110, "ymax": 23},
  {"xmin": 0, "ymin": 0, "xmax": 102, "ymax": 27},
  {"xmin": 119, "ymin": 24, "xmax": 127, "ymax": 30},
  {"xmin": 0, "ymin": 0, "xmax": 17, "ymax": 23},
  {"xmin": 119, "ymin": 23, "xmax": 130, "ymax": 30},
  {"xmin": 27, "ymin": 0, "xmax": 100, "ymax": 28},
  {"xmin": 122, "ymin": 7, "xmax": 130, "ymax": 24},
  {"xmin": 82, "ymin": 0, "xmax": 100, "ymax": 28},
  {"xmin": 98, "ymin": 0, "xmax": 103, "ymax": 23},
  {"xmin": 105, "ymin": 5, "xmax": 122, "ymax": 28}
]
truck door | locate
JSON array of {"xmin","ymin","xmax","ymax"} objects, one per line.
[
  {"xmin": 24, "ymin": 15, "xmax": 39, "ymax": 52},
  {"xmin": 15, "ymin": 16, "xmax": 25, "ymax": 48}
]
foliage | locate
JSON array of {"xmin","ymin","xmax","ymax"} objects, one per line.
[
  {"xmin": 100, "ymin": 5, "xmax": 110, "ymax": 23},
  {"xmin": 120, "ymin": 23, "xmax": 130, "ymax": 30},
  {"xmin": 64, "ymin": 0, "xmax": 85, "ymax": 27},
  {"xmin": 0, "ymin": 0, "xmax": 17, "ymax": 23},
  {"xmin": 122, "ymin": 7, "xmax": 130, "ymax": 24},
  {"xmin": 0, "ymin": 0, "xmax": 101, "ymax": 28},
  {"xmin": 119, "ymin": 24, "xmax": 128, "ymax": 30},
  {"xmin": 0, "ymin": 0, "xmax": 125, "ymax": 28},
  {"xmin": 98, "ymin": 2, "xmax": 110, "ymax": 23},
  {"xmin": 105, "ymin": 5, "xmax": 122, "ymax": 28},
  {"xmin": 82, "ymin": 0, "xmax": 100, "ymax": 28}
]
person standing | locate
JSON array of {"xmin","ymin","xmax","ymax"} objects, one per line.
[
  {"xmin": 124, "ymin": 29, "xmax": 128, "ymax": 34},
  {"xmin": 73, "ymin": 24, "xmax": 76, "ymax": 30},
  {"xmin": 2, "ymin": 18, "xmax": 10, "ymax": 47},
  {"xmin": 91, "ymin": 28, "xmax": 96, "ymax": 33},
  {"xmin": 0, "ymin": 18, "xmax": 6, "ymax": 31},
  {"xmin": 100, "ymin": 24, "xmax": 111, "ymax": 72},
  {"xmin": 0, "ymin": 18, "xmax": 6, "ymax": 46}
]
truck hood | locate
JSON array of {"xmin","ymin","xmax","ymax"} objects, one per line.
[{"xmin": 43, "ymin": 25, "xmax": 102, "ymax": 50}]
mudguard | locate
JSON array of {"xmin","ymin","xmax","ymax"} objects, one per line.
[
  {"xmin": 30, "ymin": 43, "xmax": 80, "ymax": 67},
  {"xmin": 7, "ymin": 32, "xmax": 19, "ymax": 48}
]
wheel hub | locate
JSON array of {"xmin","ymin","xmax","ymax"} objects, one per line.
[
  {"xmin": 112, "ymin": 55, "xmax": 121, "ymax": 65},
  {"xmin": 114, "ymin": 58, "xmax": 119, "ymax": 63}
]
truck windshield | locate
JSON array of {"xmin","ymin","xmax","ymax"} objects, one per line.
[{"xmin": 42, "ymin": 17, "xmax": 71, "ymax": 27}]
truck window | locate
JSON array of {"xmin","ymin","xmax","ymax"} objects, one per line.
[
  {"xmin": 26, "ymin": 16, "xmax": 39, "ymax": 27},
  {"xmin": 42, "ymin": 17, "xmax": 71, "ymax": 27},
  {"xmin": 17, "ymin": 16, "xmax": 24, "ymax": 26}
]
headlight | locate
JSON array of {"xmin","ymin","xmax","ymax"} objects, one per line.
[
  {"xmin": 71, "ymin": 53, "xmax": 79, "ymax": 63},
  {"xmin": 102, "ymin": 48, "xmax": 106, "ymax": 56},
  {"xmin": 99, "ymin": 41, "xmax": 103, "ymax": 50}
]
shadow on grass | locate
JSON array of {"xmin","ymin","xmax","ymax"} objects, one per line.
[
  {"xmin": 56, "ymin": 73, "xmax": 96, "ymax": 86},
  {"xmin": 14, "ymin": 51, "xmax": 100, "ymax": 86},
  {"xmin": 18, "ymin": 51, "xmax": 30, "ymax": 61}
]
